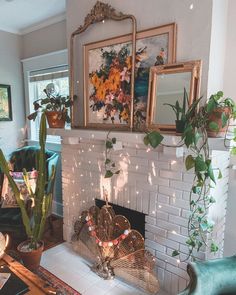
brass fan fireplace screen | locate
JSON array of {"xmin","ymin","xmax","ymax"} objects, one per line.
[{"xmin": 72, "ymin": 204, "xmax": 159, "ymax": 294}]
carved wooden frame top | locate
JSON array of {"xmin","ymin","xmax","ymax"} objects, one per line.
[{"xmin": 70, "ymin": 1, "xmax": 137, "ymax": 129}]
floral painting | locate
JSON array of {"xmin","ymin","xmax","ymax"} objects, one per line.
[
  {"xmin": 88, "ymin": 42, "xmax": 132, "ymax": 126},
  {"xmin": 84, "ymin": 24, "xmax": 176, "ymax": 129},
  {"xmin": 0, "ymin": 85, "xmax": 12, "ymax": 121}
]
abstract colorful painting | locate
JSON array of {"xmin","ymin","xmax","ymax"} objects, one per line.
[
  {"xmin": 0, "ymin": 84, "xmax": 12, "ymax": 121},
  {"xmin": 84, "ymin": 23, "xmax": 176, "ymax": 129}
]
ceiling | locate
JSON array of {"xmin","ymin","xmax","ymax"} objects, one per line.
[{"xmin": 0, "ymin": 0, "xmax": 66, "ymax": 35}]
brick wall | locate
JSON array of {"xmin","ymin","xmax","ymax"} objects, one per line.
[{"xmin": 59, "ymin": 131, "xmax": 230, "ymax": 294}]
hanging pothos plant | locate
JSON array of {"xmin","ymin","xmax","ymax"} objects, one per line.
[
  {"xmin": 143, "ymin": 91, "xmax": 234, "ymax": 260},
  {"xmin": 104, "ymin": 132, "xmax": 120, "ymax": 178}
]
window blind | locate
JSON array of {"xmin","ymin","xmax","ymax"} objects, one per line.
[{"xmin": 29, "ymin": 65, "xmax": 68, "ymax": 82}]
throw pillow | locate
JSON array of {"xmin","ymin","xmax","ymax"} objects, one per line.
[{"xmin": 1, "ymin": 170, "xmax": 38, "ymax": 208}]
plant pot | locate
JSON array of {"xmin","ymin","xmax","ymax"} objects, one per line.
[
  {"xmin": 175, "ymin": 120, "xmax": 186, "ymax": 133},
  {"xmin": 45, "ymin": 111, "xmax": 66, "ymax": 128},
  {"xmin": 207, "ymin": 107, "xmax": 231, "ymax": 137},
  {"xmin": 17, "ymin": 240, "xmax": 44, "ymax": 271}
]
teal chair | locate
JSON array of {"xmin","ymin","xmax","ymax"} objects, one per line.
[
  {"xmin": 0, "ymin": 146, "xmax": 59, "ymax": 241},
  {"xmin": 179, "ymin": 256, "xmax": 236, "ymax": 295}
]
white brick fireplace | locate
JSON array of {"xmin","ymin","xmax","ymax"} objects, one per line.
[{"xmin": 49, "ymin": 129, "xmax": 230, "ymax": 295}]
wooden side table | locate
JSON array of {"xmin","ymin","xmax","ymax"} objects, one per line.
[{"xmin": 0, "ymin": 254, "xmax": 56, "ymax": 295}]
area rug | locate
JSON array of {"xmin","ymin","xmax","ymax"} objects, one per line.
[{"xmin": 37, "ymin": 265, "xmax": 81, "ymax": 295}]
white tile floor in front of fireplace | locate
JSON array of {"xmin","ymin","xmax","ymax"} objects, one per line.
[{"xmin": 41, "ymin": 243, "xmax": 168, "ymax": 295}]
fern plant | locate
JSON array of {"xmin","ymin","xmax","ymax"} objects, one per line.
[{"xmin": 0, "ymin": 113, "xmax": 55, "ymax": 250}]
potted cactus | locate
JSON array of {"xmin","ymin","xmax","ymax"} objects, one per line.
[{"xmin": 0, "ymin": 113, "xmax": 56, "ymax": 270}]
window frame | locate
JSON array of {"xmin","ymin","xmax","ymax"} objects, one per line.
[{"xmin": 21, "ymin": 49, "xmax": 68, "ymax": 143}]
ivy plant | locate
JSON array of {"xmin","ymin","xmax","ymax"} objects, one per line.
[
  {"xmin": 143, "ymin": 93, "xmax": 232, "ymax": 261},
  {"xmin": 104, "ymin": 132, "xmax": 120, "ymax": 178}
]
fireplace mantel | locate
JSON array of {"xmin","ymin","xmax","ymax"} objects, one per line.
[
  {"xmin": 51, "ymin": 127, "xmax": 230, "ymax": 294},
  {"xmin": 48, "ymin": 128, "xmax": 228, "ymax": 152}
]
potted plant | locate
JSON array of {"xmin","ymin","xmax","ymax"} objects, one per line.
[
  {"xmin": 144, "ymin": 94, "xmax": 222, "ymax": 260},
  {"xmin": 163, "ymin": 88, "xmax": 189, "ymax": 133},
  {"xmin": 28, "ymin": 85, "xmax": 72, "ymax": 129},
  {"xmin": 206, "ymin": 91, "xmax": 236, "ymax": 137},
  {"xmin": 0, "ymin": 113, "xmax": 56, "ymax": 271}
]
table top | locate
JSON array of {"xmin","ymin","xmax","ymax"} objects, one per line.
[{"xmin": 0, "ymin": 254, "xmax": 56, "ymax": 295}]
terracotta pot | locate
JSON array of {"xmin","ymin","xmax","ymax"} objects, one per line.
[
  {"xmin": 207, "ymin": 107, "xmax": 231, "ymax": 137},
  {"xmin": 45, "ymin": 111, "xmax": 66, "ymax": 128},
  {"xmin": 17, "ymin": 240, "xmax": 44, "ymax": 271}
]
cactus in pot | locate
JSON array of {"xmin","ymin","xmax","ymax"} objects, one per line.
[{"xmin": 0, "ymin": 113, "xmax": 55, "ymax": 270}]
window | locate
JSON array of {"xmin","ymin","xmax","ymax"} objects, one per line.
[{"xmin": 28, "ymin": 65, "xmax": 69, "ymax": 143}]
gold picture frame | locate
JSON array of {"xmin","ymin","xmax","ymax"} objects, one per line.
[
  {"xmin": 84, "ymin": 23, "xmax": 177, "ymax": 130},
  {"xmin": 70, "ymin": 1, "xmax": 137, "ymax": 130},
  {"xmin": 146, "ymin": 60, "xmax": 202, "ymax": 131}
]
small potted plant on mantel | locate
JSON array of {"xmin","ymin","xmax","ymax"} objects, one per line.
[
  {"xmin": 206, "ymin": 91, "xmax": 236, "ymax": 137},
  {"xmin": 163, "ymin": 88, "xmax": 189, "ymax": 133},
  {"xmin": 28, "ymin": 83, "xmax": 72, "ymax": 129},
  {"xmin": 0, "ymin": 113, "xmax": 56, "ymax": 271}
]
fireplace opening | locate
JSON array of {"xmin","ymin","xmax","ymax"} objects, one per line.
[{"xmin": 95, "ymin": 199, "xmax": 146, "ymax": 238}]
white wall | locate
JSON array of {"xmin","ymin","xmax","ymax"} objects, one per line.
[
  {"xmin": 223, "ymin": 0, "xmax": 236, "ymax": 100},
  {"xmin": 223, "ymin": 0, "xmax": 236, "ymax": 257},
  {"xmin": 207, "ymin": 0, "xmax": 228, "ymax": 96},
  {"xmin": 0, "ymin": 30, "xmax": 25, "ymax": 156},
  {"xmin": 66, "ymin": 0, "xmax": 213, "ymax": 126},
  {"xmin": 22, "ymin": 20, "xmax": 67, "ymax": 59}
]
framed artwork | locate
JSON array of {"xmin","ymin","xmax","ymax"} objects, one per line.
[
  {"xmin": 84, "ymin": 23, "xmax": 177, "ymax": 129},
  {"xmin": 0, "ymin": 84, "xmax": 12, "ymax": 121}
]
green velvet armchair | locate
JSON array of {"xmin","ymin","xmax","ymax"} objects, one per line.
[
  {"xmin": 179, "ymin": 255, "xmax": 236, "ymax": 295},
  {"xmin": 0, "ymin": 146, "xmax": 59, "ymax": 240}
]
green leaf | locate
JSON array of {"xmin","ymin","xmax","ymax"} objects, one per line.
[
  {"xmin": 111, "ymin": 138, "xmax": 116, "ymax": 144},
  {"xmin": 209, "ymin": 196, "xmax": 216, "ymax": 203},
  {"xmin": 208, "ymin": 121, "xmax": 219, "ymax": 132},
  {"xmin": 207, "ymin": 98, "xmax": 217, "ymax": 113},
  {"xmin": 217, "ymin": 91, "xmax": 223, "ymax": 98},
  {"xmin": 206, "ymin": 160, "xmax": 215, "ymax": 184},
  {"xmin": 210, "ymin": 243, "xmax": 219, "ymax": 253},
  {"xmin": 105, "ymin": 159, "xmax": 111, "ymax": 165},
  {"xmin": 185, "ymin": 155, "xmax": 195, "ymax": 171},
  {"xmin": 200, "ymin": 221, "xmax": 209, "ymax": 231},
  {"xmin": 111, "ymin": 163, "xmax": 116, "ymax": 167},
  {"xmin": 114, "ymin": 170, "xmax": 120, "ymax": 175},
  {"xmin": 231, "ymin": 147, "xmax": 236, "ymax": 155},
  {"xmin": 27, "ymin": 111, "xmax": 38, "ymax": 121},
  {"xmin": 183, "ymin": 125, "xmax": 195, "ymax": 148},
  {"xmin": 186, "ymin": 239, "xmax": 196, "ymax": 247},
  {"xmin": 172, "ymin": 250, "xmax": 180, "ymax": 257},
  {"xmin": 145, "ymin": 131, "xmax": 164, "ymax": 149},
  {"xmin": 105, "ymin": 170, "xmax": 113, "ymax": 178},
  {"xmin": 106, "ymin": 141, "xmax": 113, "ymax": 149},
  {"xmin": 195, "ymin": 156, "xmax": 207, "ymax": 172},
  {"xmin": 143, "ymin": 135, "xmax": 149, "ymax": 146},
  {"xmin": 221, "ymin": 112, "xmax": 229, "ymax": 128},
  {"xmin": 218, "ymin": 170, "xmax": 222, "ymax": 179},
  {"xmin": 197, "ymin": 241, "xmax": 203, "ymax": 251}
]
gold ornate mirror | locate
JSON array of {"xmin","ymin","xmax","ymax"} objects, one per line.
[
  {"xmin": 70, "ymin": 1, "xmax": 137, "ymax": 130},
  {"xmin": 146, "ymin": 60, "xmax": 202, "ymax": 131}
]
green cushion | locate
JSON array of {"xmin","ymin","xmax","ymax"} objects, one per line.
[
  {"xmin": 0, "ymin": 145, "xmax": 59, "ymax": 237},
  {"xmin": 179, "ymin": 256, "xmax": 236, "ymax": 295}
]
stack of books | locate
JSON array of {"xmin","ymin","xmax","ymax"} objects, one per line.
[{"xmin": 0, "ymin": 265, "xmax": 29, "ymax": 295}]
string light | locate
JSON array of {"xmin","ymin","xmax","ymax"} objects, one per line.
[
  {"xmin": 146, "ymin": 148, "xmax": 151, "ymax": 153},
  {"xmin": 189, "ymin": 3, "xmax": 194, "ymax": 10}
]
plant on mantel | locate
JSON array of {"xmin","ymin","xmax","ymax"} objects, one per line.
[{"xmin": 144, "ymin": 91, "xmax": 235, "ymax": 261}]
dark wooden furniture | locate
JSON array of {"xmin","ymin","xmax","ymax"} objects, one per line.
[{"xmin": 0, "ymin": 254, "xmax": 56, "ymax": 295}]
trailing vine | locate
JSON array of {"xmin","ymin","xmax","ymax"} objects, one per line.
[
  {"xmin": 104, "ymin": 131, "xmax": 120, "ymax": 178},
  {"xmin": 143, "ymin": 92, "xmax": 235, "ymax": 261}
]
